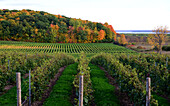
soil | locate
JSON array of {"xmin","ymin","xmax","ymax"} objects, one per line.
[
  {"xmin": 28, "ymin": 66, "xmax": 66, "ymax": 106},
  {"xmin": 4, "ymin": 84, "xmax": 15, "ymax": 91},
  {"xmin": 98, "ymin": 66, "xmax": 133, "ymax": 106}
]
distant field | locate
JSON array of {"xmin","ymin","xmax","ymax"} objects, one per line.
[{"xmin": 0, "ymin": 41, "xmax": 136, "ymax": 56}]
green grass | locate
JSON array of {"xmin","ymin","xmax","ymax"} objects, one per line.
[
  {"xmin": 43, "ymin": 63, "xmax": 78, "ymax": 106},
  {"xmin": 89, "ymin": 63, "xmax": 120, "ymax": 106},
  {"xmin": 0, "ymin": 86, "xmax": 17, "ymax": 106},
  {"xmin": 152, "ymin": 93, "xmax": 170, "ymax": 106},
  {"xmin": 0, "ymin": 78, "xmax": 28, "ymax": 106}
]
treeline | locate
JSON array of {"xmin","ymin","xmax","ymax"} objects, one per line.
[{"xmin": 0, "ymin": 9, "xmax": 116, "ymax": 43}]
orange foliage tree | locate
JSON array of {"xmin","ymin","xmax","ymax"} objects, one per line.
[
  {"xmin": 98, "ymin": 30, "xmax": 106, "ymax": 40},
  {"xmin": 147, "ymin": 26, "xmax": 168, "ymax": 54}
]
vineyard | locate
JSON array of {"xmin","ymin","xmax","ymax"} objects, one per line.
[
  {"xmin": 91, "ymin": 53, "xmax": 169, "ymax": 104},
  {"xmin": 0, "ymin": 41, "xmax": 135, "ymax": 55},
  {"xmin": 0, "ymin": 41, "xmax": 170, "ymax": 106}
]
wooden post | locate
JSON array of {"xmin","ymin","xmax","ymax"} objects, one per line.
[
  {"xmin": 146, "ymin": 77, "xmax": 151, "ymax": 106},
  {"xmin": 79, "ymin": 74, "xmax": 83, "ymax": 106},
  {"xmin": 16, "ymin": 72, "xmax": 21, "ymax": 106},
  {"xmin": 29, "ymin": 70, "xmax": 31, "ymax": 106}
]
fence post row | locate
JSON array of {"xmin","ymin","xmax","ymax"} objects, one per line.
[
  {"xmin": 146, "ymin": 77, "xmax": 151, "ymax": 106},
  {"xmin": 16, "ymin": 72, "xmax": 21, "ymax": 106},
  {"xmin": 79, "ymin": 73, "xmax": 83, "ymax": 106}
]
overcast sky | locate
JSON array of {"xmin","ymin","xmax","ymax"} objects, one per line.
[{"xmin": 0, "ymin": 0, "xmax": 170, "ymax": 30}]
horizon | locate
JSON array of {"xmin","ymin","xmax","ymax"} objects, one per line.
[
  {"xmin": 115, "ymin": 30, "xmax": 170, "ymax": 31},
  {"xmin": 0, "ymin": 0, "xmax": 170, "ymax": 30}
]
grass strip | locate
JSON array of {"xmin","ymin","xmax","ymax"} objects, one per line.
[
  {"xmin": 0, "ymin": 78, "xmax": 28, "ymax": 106},
  {"xmin": 89, "ymin": 63, "xmax": 120, "ymax": 106},
  {"xmin": 152, "ymin": 93, "xmax": 170, "ymax": 106},
  {"xmin": 43, "ymin": 63, "xmax": 78, "ymax": 106}
]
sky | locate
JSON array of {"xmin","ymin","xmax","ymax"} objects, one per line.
[{"xmin": 0, "ymin": 0, "xmax": 170, "ymax": 30}]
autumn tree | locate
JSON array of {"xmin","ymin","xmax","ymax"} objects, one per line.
[
  {"xmin": 117, "ymin": 37, "xmax": 121, "ymax": 44},
  {"xmin": 85, "ymin": 28, "xmax": 92, "ymax": 43},
  {"xmin": 147, "ymin": 26, "xmax": 168, "ymax": 54},
  {"xmin": 92, "ymin": 27, "xmax": 99, "ymax": 42},
  {"xmin": 113, "ymin": 33, "xmax": 117, "ymax": 42},
  {"xmin": 98, "ymin": 30, "xmax": 106, "ymax": 40},
  {"xmin": 105, "ymin": 28, "xmax": 113, "ymax": 40},
  {"xmin": 0, "ymin": 9, "xmax": 117, "ymax": 43},
  {"xmin": 120, "ymin": 34, "xmax": 128, "ymax": 45}
]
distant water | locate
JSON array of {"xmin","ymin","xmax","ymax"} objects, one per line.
[{"xmin": 115, "ymin": 30, "xmax": 170, "ymax": 34}]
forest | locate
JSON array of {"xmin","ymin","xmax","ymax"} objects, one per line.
[{"xmin": 0, "ymin": 9, "xmax": 117, "ymax": 43}]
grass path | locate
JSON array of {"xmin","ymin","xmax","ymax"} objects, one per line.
[
  {"xmin": 89, "ymin": 63, "xmax": 120, "ymax": 106},
  {"xmin": 43, "ymin": 63, "xmax": 78, "ymax": 106}
]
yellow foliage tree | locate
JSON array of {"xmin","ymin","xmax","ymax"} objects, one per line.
[
  {"xmin": 147, "ymin": 26, "xmax": 168, "ymax": 54},
  {"xmin": 113, "ymin": 33, "xmax": 117, "ymax": 42},
  {"xmin": 120, "ymin": 34, "xmax": 128, "ymax": 45}
]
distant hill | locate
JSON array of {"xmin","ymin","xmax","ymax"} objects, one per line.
[{"xmin": 0, "ymin": 9, "xmax": 116, "ymax": 43}]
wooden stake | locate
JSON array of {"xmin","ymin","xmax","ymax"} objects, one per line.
[
  {"xmin": 79, "ymin": 74, "xmax": 83, "ymax": 106},
  {"xmin": 146, "ymin": 77, "xmax": 151, "ymax": 106},
  {"xmin": 16, "ymin": 72, "xmax": 21, "ymax": 106}
]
